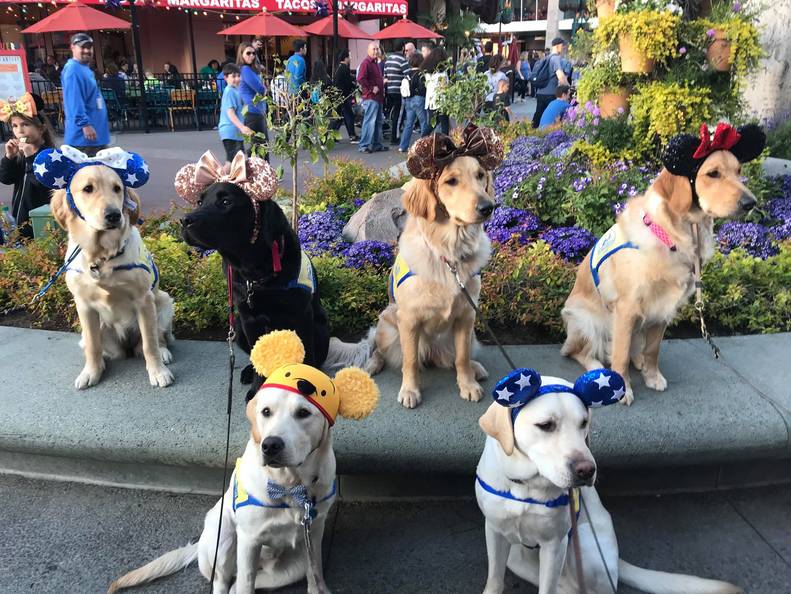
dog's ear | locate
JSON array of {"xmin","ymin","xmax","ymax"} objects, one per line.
[
  {"xmin": 124, "ymin": 188, "xmax": 141, "ymax": 226},
  {"xmin": 479, "ymin": 402, "xmax": 514, "ymax": 456},
  {"xmin": 245, "ymin": 395, "xmax": 262, "ymax": 444},
  {"xmin": 485, "ymin": 171, "xmax": 495, "ymax": 198},
  {"xmin": 402, "ymin": 178, "xmax": 438, "ymax": 222},
  {"xmin": 49, "ymin": 189, "xmax": 71, "ymax": 230},
  {"xmin": 653, "ymin": 168, "xmax": 692, "ymax": 219}
]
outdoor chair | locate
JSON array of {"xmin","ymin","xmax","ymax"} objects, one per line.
[
  {"xmin": 168, "ymin": 89, "xmax": 198, "ymax": 131},
  {"xmin": 101, "ymin": 88, "xmax": 127, "ymax": 130},
  {"xmin": 196, "ymin": 84, "xmax": 219, "ymax": 129},
  {"xmin": 41, "ymin": 89, "xmax": 64, "ymax": 132},
  {"xmin": 145, "ymin": 85, "xmax": 171, "ymax": 129}
]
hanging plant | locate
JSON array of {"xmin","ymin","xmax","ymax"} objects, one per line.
[
  {"xmin": 700, "ymin": 0, "xmax": 763, "ymax": 78},
  {"xmin": 595, "ymin": 10, "xmax": 682, "ymax": 71}
]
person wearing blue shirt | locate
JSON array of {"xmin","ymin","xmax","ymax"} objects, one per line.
[
  {"xmin": 61, "ymin": 32, "xmax": 110, "ymax": 156},
  {"xmin": 539, "ymin": 85, "xmax": 572, "ymax": 129},
  {"xmin": 218, "ymin": 63, "xmax": 253, "ymax": 162},
  {"xmin": 236, "ymin": 42, "xmax": 269, "ymax": 160},
  {"xmin": 285, "ymin": 40, "xmax": 307, "ymax": 95}
]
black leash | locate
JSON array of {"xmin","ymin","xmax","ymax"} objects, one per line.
[{"xmin": 209, "ymin": 265, "xmax": 237, "ymax": 590}]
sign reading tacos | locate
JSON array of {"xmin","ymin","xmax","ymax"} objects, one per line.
[{"xmin": 161, "ymin": 0, "xmax": 407, "ymax": 13}]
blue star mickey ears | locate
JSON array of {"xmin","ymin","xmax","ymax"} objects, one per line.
[
  {"xmin": 492, "ymin": 367, "xmax": 626, "ymax": 414},
  {"xmin": 33, "ymin": 146, "xmax": 150, "ymax": 191}
]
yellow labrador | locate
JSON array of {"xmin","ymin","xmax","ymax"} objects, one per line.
[
  {"xmin": 35, "ymin": 146, "xmax": 174, "ymax": 389},
  {"xmin": 365, "ymin": 127, "xmax": 504, "ymax": 408},
  {"xmin": 476, "ymin": 367, "xmax": 742, "ymax": 594},
  {"xmin": 561, "ymin": 124, "xmax": 766, "ymax": 404}
]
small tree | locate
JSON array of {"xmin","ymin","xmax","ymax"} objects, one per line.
[{"xmin": 436, "ymin": 65, "xmax": 501, "ymax": 130}]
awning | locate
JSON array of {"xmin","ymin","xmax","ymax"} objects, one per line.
[{"xmin": 3, "ymin": 0, "xmax": 408, "ymax": 17}]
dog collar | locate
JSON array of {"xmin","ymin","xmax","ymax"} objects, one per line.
[
  {"xmin": 232, "ymin": 459, "xmax": 336, "ymax": 513},
  {"xmin": 476, "ymin": 475, "xmax": 578, "ymax": 509},
  {"xmin": 642, "ymin": 212, "xmax": 676, "ymax": 251}
]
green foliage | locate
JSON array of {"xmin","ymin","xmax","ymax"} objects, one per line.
[
  {"xmin": 576, "ymin": 52, "xmax": 630, "ymax": 103},
  {"xmin": 300, "ymin": 159, "xmax": 407, "ymax": 213},
  {"xmin": 312, "ymin": 255, "xmax": 388, "ymax": 338},
  {"xmin": 442, "ymin": 9, "xmax": 480, "ymax": 53},
  {"xmin": 569, "ymin": 28, "xmax": 595, "ymax": 64},
  {"xmin": 436, "ymin": 65, "xmax": 500, "ymax": 129},
  {"xmin": 766, "ymin": 119, "xmax": 791, "ymax": 160},
  {"xmin": 676, "ymin": 243, "xmax": 791, "ymax": 334},
  {"xmin": 595, "ymin": 10, "xmax": 682, "ymax": 65}
]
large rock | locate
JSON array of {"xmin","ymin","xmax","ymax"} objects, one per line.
[{"xmin": 342, "ymin": 188, "xmax": 407, "ymax": 244}]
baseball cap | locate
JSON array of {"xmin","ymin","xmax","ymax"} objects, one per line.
[
  {"xmin": 551, "ymin": 37, "xmax": 566, "ymax": 47},
  {"xmin": 70, "ymin": 33, "xmax": 94, "ymax": 47}
]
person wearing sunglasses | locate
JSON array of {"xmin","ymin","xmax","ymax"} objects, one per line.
[{"xmin": 235, "ymin": 42, "xmax": 270, "ymax": 160}]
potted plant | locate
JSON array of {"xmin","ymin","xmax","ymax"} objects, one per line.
[
  {"xmin": 592, "ymin": 0, "xmax": 616, "ymax": 19},
  {"xmin": 595, "ymin": 0, "xmax": 684, "ymax": 73},
  {"xmin": 702, "ymin": 0, "xmax": 763, "ymax": 76},
  {"xmin": 576, "ymin": 52, "xmax": 633, "ymax": 117}
]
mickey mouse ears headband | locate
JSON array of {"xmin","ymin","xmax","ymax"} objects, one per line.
[
  {"xmin": 662, "ymin": 122, "xmax": 766, "ymax": 179},
  {"xmin": 406, "ymin": 124, "xmax": 504, "ymax": 181},
  {"xmin": 492, "ymin": 367, "xmax": 625, "ymax": 423}
]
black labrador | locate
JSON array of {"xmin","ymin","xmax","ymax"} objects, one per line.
[{"xmin": 181, "ymin": 182, "xmax": 330, "ymax": 399}]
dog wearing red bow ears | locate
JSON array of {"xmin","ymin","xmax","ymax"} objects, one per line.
[
  {"xmin": 364, "ymin": 126, "xmax": 504, "ymax": 409},
  {"xmin": 561, "ymin": 123, "xmax": 766, "ymax": 405}
]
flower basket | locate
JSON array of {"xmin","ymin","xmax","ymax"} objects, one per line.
[
  {"xmin": 618, "ymin": 33, "xmax": 655, "ymax": 73},
  {"xmin": 598, "ymin": 87, "xmax": 631, "ymax": 118},
  {"xmin": 706, "ymin": 28, "xmax": 733, "ymax": 72},
  {"xmin": 596, "ymin": 0, "xmax": 616, "ymax": 19}
]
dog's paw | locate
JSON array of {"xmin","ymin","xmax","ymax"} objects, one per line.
[
  {"xmin": 75, "ymin": 364, "xmax": 104, "ymax": 389},
  {"xmin": 398, "ymin": 387, "xmax": 422, "ymax": 409},
  {"xmin": 619, "ymin": 385, "xmax": 635, "ymax": 406},
  {"xmin": 643, "ymin": 370, "xmax": 667, "ymax": 391},
  {"xmin": 240, "ymin": 364, "xmax": 254, "ymax": 385},
  {"xmin": 458, "ymin": 379, "xmax": 484, "ymax": 402},
  {"xmin": 160, "ymin": 347, "xmax": 173, "ymax": 365},
  {"xmin": 471, "ymin": 360, "xmax": 489, "ymax": 381},
  {"xmin": 630, "ymin": 353, "xmax": 645, "ymax": 371},
  {"xmin": 148, "ymin": 365, "xmax": 174, "ymax": 388}
]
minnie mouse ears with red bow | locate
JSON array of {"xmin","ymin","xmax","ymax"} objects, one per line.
[{"xmin": 662, "ymin": 122, "xmax": 766, "ymax": 179}]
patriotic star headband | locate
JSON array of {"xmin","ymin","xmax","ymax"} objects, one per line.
[
  {"xmin": 0, "ymin": 93, "xmax": 37, "ymax": 122},
  {"xmin": 33, "ymin": 146, "xmax": 149, "ymax": 221},
  {"xmin": 492, "ymin": 367, "xmax": 626, "ymax": 423}
]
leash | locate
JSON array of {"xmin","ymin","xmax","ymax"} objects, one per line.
[
  {"xmin": 579, "ymin": 494, "xmax": 617, "ymax": 593},
  {"xmin": 32, "ymin": 245, "xmax": 82, "ymax": 301},
  {"xmin": 301, "ymin": 499, "xmax": 328, "ymax": 594},
  {"xmin": 208, "ymin": 265, "xmax": 237, "ymax": 590},
  {"xmin": 691, "ymin": 223, "xmax": 720, "ymax": 359},
  {"xmin": 569, "ymin": 490, "xmax": 586, "ymax": 594}
]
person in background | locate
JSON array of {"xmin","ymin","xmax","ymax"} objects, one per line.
[
  {"xmin": 218, "ymin": 63, "xmax": 253, "ymax": 162},
  {"xmin": 331, "ymin": 49, "xmax": 359, "ymax": 143},
  {"xmin": 199, "ymin": 59, "xmax": 221, "ymax": 78},
  {"xmin": 516, "ymin": 51, "xmax": 531, "ymax": 101},
  {"xmin": 422, "ymin": 46, "xmax": 450, "ymax": 136},
  {"xmin": 310, "ymin": 60, "xmax": 332, "ymax": 102},
  {"xmin": 384, "ymin": 41, "xmax": 409, "ymax": 146},
  {"xmin": 0, "ymin": 94, "xmax": 56, "ymax": 240},
  {"xmin": 41, "ymin": 55, "xmax": 60, "ymax": 85},
  {"xmin": 398, "ymin": 53, "xmax": 428, "ymax": 154},
  {"xmin": 532, "ymin": 37, "xmax": 569, "ymax": 128},
  {"xmin": 500, "ymin": 57, "xmax": 515, "ymax": 102},
  {"xmin": 117, "ymin": 59, "xmax": 130, "ymax": 81},
  {"xmin": 484, "ymin": 54, "xmax": 507, "ymax": 105},
  {"xmin": 476, "ymin": 41, "xmax": 494, "ymax": 73},
  {"xmin": 356, "ymin": 41, "xmax": 387, "ymax": 154},
  {"xmin": 236, "ymin": 42, "xmax": 269, "ymax": 160},
  {"xmin": 493, "ymin": 78, "xmax": 513, "ymax": 124},
  {"xmin": 101, "ymin": 62, "xmax": 126, "ymax": 101},
  {"xmin": 538, "ymin": 84, "xmax": 572, "ymax": 129},
  {"xmin": 61, "ymin": 33, "xmax": 110, "ymax": 156},
  {"xmin": 420, "ymin": 41, "xmax": 435, "ymax": 60},
  {"xmin": 216, "ymin": 62, "xmax": 228, "ymax": 95},
  {"xmin": 286, "ymin": 39, "xmax": 308, "ymax": 95},
  {"xmin": 163, "ymin": 62, "xmax": 181, "ymax": 86}
]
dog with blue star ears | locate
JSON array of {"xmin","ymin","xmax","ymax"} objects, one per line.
[
  {"xmin": 34, "ymin": 145, "xmax": 175, "ymax": 389},
  {"xmin": 476, "ymin": 367, "xmax": 742, "ymax": 594},
  {"xmin": 109, "ymin": 330, "xmax": 379, "ymax": 594}
]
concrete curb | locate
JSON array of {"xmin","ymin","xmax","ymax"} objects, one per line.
[{"xmin": 2, "ymin": 327, "xmax": 789, "ymax": 491}]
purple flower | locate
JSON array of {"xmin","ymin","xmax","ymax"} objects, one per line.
[
  {"xmin": 771, "ymin": 221, "xmax": 791, "ymax": 242},
  {"xmin": 298, "ymin": 207, "xmax": 347, "ymax": 256},
  {"xmin": 679, "ymin": 47, "xmax": 687, "ymax": 55},
  {"xmin": 584, "ymin": 100, "xmax": 595, "ymax": 112},
  {"xmin": 765, "ymin": 194, "xmax": 791, "ymax": 224},
  {"xmin": 732, "ymin": 1, "xmax": 741, "ymax": 12},
  {"xmin": 343, "ymin": 240, "xmax": 394, "ymax": 269},
  {"xmin": 707, "ymin": 28, "xmax": 716, "ymax": 38},
  {"xmin": 353, "ymin": 198, "xmax": 366, "ymax": 209},
  {"xmin": 717, "ymin": 222, "xmax": 779, "ymax": 259},
  {"xmin": 485, "ymin": 206, "xmax": 542, "ymax": 244},
  {"xmin": 592, "ymin": 118, "xmax": 600, "ymax": 126},
  {"xmin": 617, "ymin": 107, "xmax": 625, "ymax": 114},
  {"xmin": 540, "ymin": 226, "xmax": 596, "ymax": 263},
  {"xmin": 572, "ymin": 176, "xmax": 592, "ymax": 192}
]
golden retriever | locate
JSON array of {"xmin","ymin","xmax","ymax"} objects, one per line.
[
  {"xmin": 365, "ymin": 155, "xmax": 495, "ymax": 408},
  {"xmin": 49, "ymin": 162, "xmax": 174, "ymax": 389},
  {"xmin": 561, "ymin": 124, "xmax": 765, "ymax": 405}
]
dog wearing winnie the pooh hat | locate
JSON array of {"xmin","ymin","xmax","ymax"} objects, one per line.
[{"xmin": 109, "ymin": 330, "xmax": 379, "ymax": 594}]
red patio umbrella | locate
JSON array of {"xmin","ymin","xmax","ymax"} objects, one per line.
[
  {"xmin": 217, "ymin": 10, "xmax": 307, "ymax": 38},
  {"xmin": 372, "ymin": 17, "xmax": 442, "ymax": 40},
  {"xmin": 21, "ymin": 2, "xmax": 130, "ymax": 33},
  {"xmin": 301, "ymin": 15, "xmax": 373, "ymax": 39}
]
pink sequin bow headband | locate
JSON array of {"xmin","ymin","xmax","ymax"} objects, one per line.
[{"xmin": 174, "ymin": 150, "xmax": 278, "ymax": 243}]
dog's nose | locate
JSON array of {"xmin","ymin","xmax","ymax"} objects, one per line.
[
  {"xmin": 738, "ymin": 193, "xmax": 757, "ymax": 213},
  {"xmin": 573, "ymin": 460, "xmax": 596, "ymax": 483},
  {"xmin": 104, "ymin": 208, "xmax": 122, "ymax": 225},
  {"xmin": 262, "ymin": 436, "xmax": 285, "ymax": 457},
  {"xmin": 180, "ymin": 215, "xmax": 193, "ymax": 227},
  {"xmin": 477, "ymin": 202, "xmax": 495, "ymax": 218}
]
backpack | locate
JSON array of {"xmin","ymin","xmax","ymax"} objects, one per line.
[
  {"xmin": 400, "ymin": 76, "xmax": 411, "ymax": 98},
  {"xmin": 529, "ymin": 56, "xmax": 551, "ymax": 90}
]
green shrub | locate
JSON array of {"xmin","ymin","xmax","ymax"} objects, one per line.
[
  {"xmin": 766, "ymin": 119, "xmax": 791, "ymax": 160},
  {"xmin": 312, "ymin": 255, "xmax": 388, "ymax": 339},
  {"xmin": 300, "ymin": 159, "xmax": 407, "ymax": 214}
]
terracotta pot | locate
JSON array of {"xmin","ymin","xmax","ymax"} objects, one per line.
[
  {"xmin": 596, "ymin": 0, "xmax": 616, "ymax": 19},
  {"xmin": 707, "ymin": 29, "xmax": 732, "ymax": 72},
  {"xmin": 618, "ymin": 33, "xmax": 655, "ymax": 74},
  {"xmin": 598, "ymin": 87, "xmax": 631, "ymax": 118}
]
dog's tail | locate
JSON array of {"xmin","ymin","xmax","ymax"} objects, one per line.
[
  {"xmin": 618, "ymin": 559, "xmax": 742, "ymax": 594},
  {"xmin": 323, "ymin": 329, "xmax": 375, "ymax": 371},
  {"xmin": 107, "ymin": 542, "xmax": 199, "ymax": 593}
]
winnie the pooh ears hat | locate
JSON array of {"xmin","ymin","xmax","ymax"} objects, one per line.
[{"xmin": 250, "ymin": 330, "xmax": 379, "ymax": 425}]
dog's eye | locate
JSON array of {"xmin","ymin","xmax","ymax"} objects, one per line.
[
  {"xmin": 197, "ymin": 198, "xmax": 204, "ymax": 206},
  {"xmin": 114, "ymin": 185, "xmax": 122, "ymax": 193},
  {"xmin": 445, "ymin": 177, "xmax": 458, "ymax": 186},
  {"xmin": 477, "ymin": 171, "xmax": 485, "ymax": 180},
  {"xmin": 261, "ymin": 407, "xmax": 271, "ymax": 417},
  {"xmin": 535, "ymin": 421, "xmax": 556, "ymax": 432},
  {"xmin": 706, "ymin": 170, "xmax": 720, "ymax": 179},
  {"xmin": 221, "ymin": 198, "xmax": 232, "ymax": 206},
  {"xmin": 580, "ymin": 418, "xmax": 588, "ymax": 429},
  {"xmin": 296, "ymin": 408, "xmax": 312, "ymax": 419},
  {"xmin": 83, "ymin": 184, "xmax": 93, "ymax": 193}
]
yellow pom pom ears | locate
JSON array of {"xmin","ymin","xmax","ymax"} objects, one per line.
[{"xmin": 249, "ymin": 330, "xmax": 379, "ymax": 425}]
